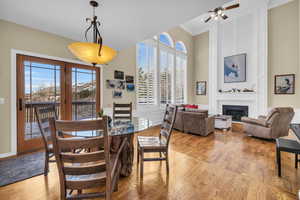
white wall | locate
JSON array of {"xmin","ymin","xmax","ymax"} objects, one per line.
[{"xmin": 217, "ymin": 13, "xmax": 257, "ymax": 92}]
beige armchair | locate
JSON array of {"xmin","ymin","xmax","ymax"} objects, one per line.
[{"xmin": 241, "ymin": 107, "xmax": 294, "ymax": 139}]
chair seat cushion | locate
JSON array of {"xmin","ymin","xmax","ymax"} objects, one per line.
[{"xmin": 137, "ymin": 136, "xmax": 166, "ymax": 150}]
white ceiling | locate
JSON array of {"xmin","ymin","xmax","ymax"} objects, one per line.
[
  {"xmin": 181, "ymin": 0, "xmax": 293, "ymax": 36},
  {"xmin": 0, "ymin": 0, "xmax": 230, "ymax": 50}
]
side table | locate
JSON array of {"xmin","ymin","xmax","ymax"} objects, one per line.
[{"xmin": 215, "ymin": 115, "xmax": 232, "ymax": 131}]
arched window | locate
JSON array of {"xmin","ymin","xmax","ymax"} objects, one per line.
[
  {"xmin": 159, "ymin": 33, "xmax": 174, "ymax": 47},
  {"xmin": 136, "ymin": 33, "xmax": 187, "ymax": 106},
  {"xmin": 175, "ymin": 41, "xmax": 187, "ymax": 54}
]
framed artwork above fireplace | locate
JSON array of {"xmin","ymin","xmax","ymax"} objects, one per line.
[{"xmin": 224, "ymin": 53, "xmax": 246, "ymax": 83}]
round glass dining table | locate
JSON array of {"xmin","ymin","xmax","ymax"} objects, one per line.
[
  {"xmin": 66, "ymin": 117, "xmax": 154, "ymax": 138},
  {"xmin": 64, "ymin": 117, "xmax": 154, "ymax": 177}
]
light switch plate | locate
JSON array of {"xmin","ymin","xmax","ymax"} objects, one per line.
[{"xmin": 0, "ymin": 98, "xmax": 5, "ymax": 104}]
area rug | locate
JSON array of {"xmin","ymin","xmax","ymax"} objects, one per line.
[{"xmin": 0, "ymin": 152, "xmax": 45, "ymax": 187}]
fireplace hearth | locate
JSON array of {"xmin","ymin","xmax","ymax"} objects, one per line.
[{"xmin": 222, "ymin": 105, "xmax": 249, "ymax": 122}]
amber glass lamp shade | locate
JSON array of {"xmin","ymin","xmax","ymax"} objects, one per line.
[{"xmin": 68, "ymin": 42, "xmax": 117, "ymax": 65}]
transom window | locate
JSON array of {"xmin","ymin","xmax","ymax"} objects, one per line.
[
  {"xmin": 137, "ymin": 33, "xmax": 187, "ymax": 106},
  {"xmin": 175, "ymin": 41, "xmax": 187, "ymax": 53},
  {"xmin": 159, "ymin": 33, "xmax": 174, "ymax": 47}
]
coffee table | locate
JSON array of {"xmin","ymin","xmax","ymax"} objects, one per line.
[{"xmin": 214, "ymin": 115, "xmax": 232, "ymax": 130}]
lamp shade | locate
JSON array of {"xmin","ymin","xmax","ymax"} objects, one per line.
[{"xmin": 68, "ymin": 42, "xmax": 117, "ymax": 65}]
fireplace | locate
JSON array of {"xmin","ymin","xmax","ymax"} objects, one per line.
[{"xmin": 222, "ymin": 105, "xmax": 249, "ymax": 122}]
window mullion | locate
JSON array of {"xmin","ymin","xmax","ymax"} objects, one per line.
[{"xmin": 157, "ymin": 40, "xmax": 161, "ymax": 107}]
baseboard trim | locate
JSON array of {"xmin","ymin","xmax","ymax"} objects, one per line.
[{"xmin": 0, "ymin": 152, "xmax": 16, "ymax": 159}]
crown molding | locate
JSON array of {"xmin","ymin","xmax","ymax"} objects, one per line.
[
  {"xmin": 179, "ymin": 24, "xmax": 193, "ymax": 35},
  {"xmin": 268, "ymin": 0, "xmax": 293, "ymax": 9}
]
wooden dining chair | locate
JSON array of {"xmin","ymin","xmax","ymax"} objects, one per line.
[
  {"xmin": 113, "ymin": 102, "xmax": 132, "ymax": 121},
  {"xmin": 137, "ymin": 104, "xmax": 177, "ymax": 179},
  {"xmin": 49, "ymin": 117, "xmax": 126, "ymax": 200},
  {"xmin": 35, "ymin": 105, "xmax": 58, "ymax": 176}
]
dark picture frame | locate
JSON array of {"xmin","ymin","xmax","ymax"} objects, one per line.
[
  {"xmin": 196, "ymin": 81, "xmax": 206, "ymax": 95},
  {"xmin": 125, "ymin": 75, "xmax": 134, "ymax": 83},
  {"xmin": 274, "ymin": 74, "xmax": 295, "ymax": 95},
  {"xmin": 114, "ymin": 70, "xmax": 124, "ymax": 80},
  {"xmin": 113, "ymin": 90, "xmax": 122, "ymax": 98},
  {"xmin": 224, "ymin": 53, "xmax": 247, "ymax": 83}
]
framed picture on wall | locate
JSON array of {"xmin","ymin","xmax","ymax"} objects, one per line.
[
  {"xmin": 224, "ymin": 53, "xmax": 246, "ymax": 83},
  {"xmin": 126, "ymin": 83, "xmax": 135, "ymax": 92},
  {"xmin": 113, "ymin": 90, "xmax": 122, "ymax": 98},
  {"xmin": 114, "ymin": 70, "xmax": 124, "ymax": 80},
  {"xmin": 274, "ymin": 74, "xmax": 295, "ymax": 94},
  {"xmin": 196, "ymin": 81, "xmax": 206, "ymax": 95},
  {"xmin": 125, "ymin": 75, "xmax": 134, "ymax": 83}
]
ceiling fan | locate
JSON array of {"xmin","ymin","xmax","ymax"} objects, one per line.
[{"xmin": 204, "ymin": 3, "xmax": 240, "ymax": 23}]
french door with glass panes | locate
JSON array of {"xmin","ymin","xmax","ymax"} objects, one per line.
[{"xmin": 16, "ymin": 55, "xmax": 100, "ymax": 154}]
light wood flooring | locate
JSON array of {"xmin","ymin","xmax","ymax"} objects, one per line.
[{"xmin": 1, "ymin": 126, "xmax": 300, "ymax": 200}]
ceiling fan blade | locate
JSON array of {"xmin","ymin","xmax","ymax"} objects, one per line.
[
  {"xmin": 223, "ymin": 3, "xmax": 240, "ymax": 10},
  {"xmin": 204, "ymin": 16, "xmax": 212, "ymax": 23},
  {"xmin": 221, "ymin": 14, "xmax": 228, "ymax": 20}
]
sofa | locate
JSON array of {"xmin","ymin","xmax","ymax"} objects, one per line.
[
  {"xmin": 173, "ymin": 105, "xmax": 215, "ymax": 136},
  {"xmin": 241, "ymin": 107, "xmax": 294, "ymax": 139}
]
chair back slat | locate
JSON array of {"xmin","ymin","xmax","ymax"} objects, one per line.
[
  {"xmin": 66, "ymin": 179, "xmax": 106, "ymax": 190},
  {"xmin": 64, "ymin": 163, "xmax": 106, "ymax": 175},
  {"xmin": 159, "ymin": 105, "xmax": 177, "ymax": 146},
  {"xmin": 113, "ymin": 103, "xmax": 132, "ymax": 108},
  {"xmin": 113, "ymin": 102, "xmax": 132, "ymax": 120},
  {"xmin": 61, "ymin": 151, "xmax": 105, "ymax": 163},
  {"xmin": 55, "ymin": 119, "xmax": 106, "ymax": 132},
  {"xmin": 57, "ymin": 137, "xmax": 105, "ymax": 151}
]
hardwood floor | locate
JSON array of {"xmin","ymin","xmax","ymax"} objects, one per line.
[{"xmin": 1, "ymin": 127, "xmax": 299, "ymax": 200}]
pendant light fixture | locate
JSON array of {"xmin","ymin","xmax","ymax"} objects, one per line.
[{"xmin": 68, "ymin": 0, "xmax": 117, "ymax": 66}]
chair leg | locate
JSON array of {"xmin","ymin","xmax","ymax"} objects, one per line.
[
  {"xmin": 44, "ymin": 151, "xmax": 49, "ymax": 176},
  {"xmin": 295, "ymin": 153, "xmax": 298, "ymax": 169},
  {"xmin": 276, "ymin": 147, "xmax": 281, "ymax": 177},
  {"xmin": 140, "ymin": 149, "xmax": 144, "ymax": 179},
  {"xmin": 166, "ymin": 151, "xmax": 169, "ymax": 174}
]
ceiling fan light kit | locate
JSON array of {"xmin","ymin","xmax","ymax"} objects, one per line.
[
  {"xmin": 68, "ymin": 0, "xmax": 117, "ymax": 66},
  {"xmin": 204, "ymin": 3, "xmax": 240, "ymax": 23}
]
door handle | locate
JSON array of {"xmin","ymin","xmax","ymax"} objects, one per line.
[{"xmin": 19, "ymin": 98, "xmax": 23, "ymax": 111}]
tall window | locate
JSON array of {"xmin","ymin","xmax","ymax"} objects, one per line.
[
  {"xmin": 175, "ymin": 42, "xmax": 187, "ymax": 104},
  {"xmin": 159, "ymin": 33, "xmax": 174, "ymax": 105},
  {"xmin": 137, "ymin": 41, "xmax": 157, "ymax": 104},
  {"xmin": 137, "ymin": 33, "xmax": 187, "ymax": 106}
]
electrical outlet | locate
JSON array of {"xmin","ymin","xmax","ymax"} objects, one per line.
[{"xmin": 0, "ymin": 98, "xmax": 5, "ymax": 104}]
